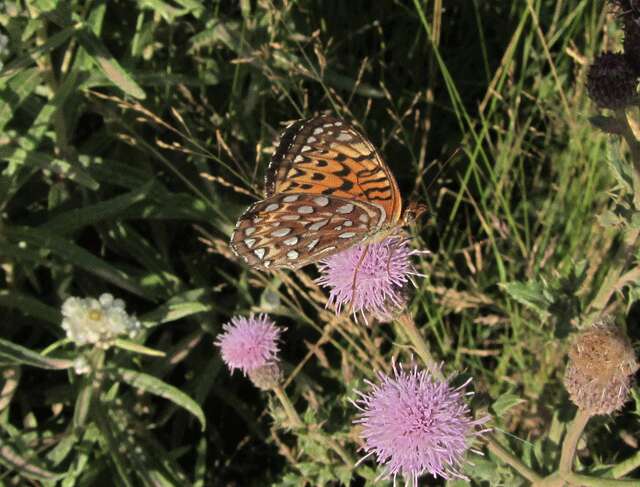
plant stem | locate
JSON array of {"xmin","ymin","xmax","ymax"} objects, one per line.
[
  {"xmin": 562, "ymin": 472, "xmax": 640, "ymax": 486},
  {"xmin": 588, "ymin": 109, "xmax": 640, "ymax": 317},
  {"xmin": 615, "ymin": 109, "xmax": 640, "ymax": 175},
  {"xmin": 587, "ymin": 226, "xmax": 640, "ymax": 315},
  {"xmin": 272, "ymin": 385, "xmax": 303, "ymax": 429},
  {"xmin": 310, "ymin": 432, "xmax": 355, "ymax": 467},
  {"xmin": 485, "ymin": 434, "xmax": 542, "ymax": 483},
  {"xmin": 272, "ymin": 385, "xmax": 355, "ymax": 467},
  {"xmin": 395, "ymin": 312, "xmax": 442, "ymax": 379},
  {"xmin": 558, "ymin": 409, "xmax": 591, "ymax": 476},
  {"xmin": 611, "ymin": 450, "xmax": 640, "ymax": 479}
]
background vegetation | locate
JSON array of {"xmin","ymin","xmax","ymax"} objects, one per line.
[{"xmin": 0, "ymin": 0, "xmax": 638, "ymax": 485}]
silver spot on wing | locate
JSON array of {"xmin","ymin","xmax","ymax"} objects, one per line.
[
  {"xmin": 271, "ymin": 228, "xmax": 291, "ymax": 237},
  {"xmin": 308, "ymin": 219, "xmax": 328, "ymax": 231},
  {"xmin": 336, "ymin": 203, "xmax": 354, "ymax": 214},
  {"xmin": 297, "ymin": 206, "xmax": 314, "ymax": 214}
]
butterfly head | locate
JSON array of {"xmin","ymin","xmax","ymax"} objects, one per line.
[{"xmin": 401, "ymin": 201, "xmax": 427, "ymax": 225}]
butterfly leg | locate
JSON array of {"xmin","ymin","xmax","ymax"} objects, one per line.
[{"xmin": 347, "ymin": 243, "xmax": 371, "ymax": 316}]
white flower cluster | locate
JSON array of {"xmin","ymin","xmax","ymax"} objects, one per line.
[{"xmin": 61, "ymin": 293, "xmax": 141, "ymax": 349}]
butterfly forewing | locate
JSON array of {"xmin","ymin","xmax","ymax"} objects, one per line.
[
  {"xmin": 266, "ymin": 116, "xmax": 403, "ymax": 224},
  {"xmin": 230, "ymin": 193, "xmax": 385, "ymax": 270}
]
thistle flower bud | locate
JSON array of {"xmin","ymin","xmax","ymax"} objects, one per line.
[
  {"xmin": 587, "ymin": 52, "xmax": 638, "ymax": 109},
  {"xmin": 564, "ymin": 322, "xmax": 638, "ymax": 415},
  {"xmin": 248, "ymin": 363, "xmax": 283, "ymax": 391}
]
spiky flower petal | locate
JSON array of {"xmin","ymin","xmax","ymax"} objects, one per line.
[
  {"xmin": 353, "ymin": 362, "xmax": 490, "ymax": 485},
  {"xmin": 316, "ymin": 237, "xmax": 422, "ymax": 322},
  {"xmin": 215, "ymin": 314, "xmax": 283, "ymax": 376}
]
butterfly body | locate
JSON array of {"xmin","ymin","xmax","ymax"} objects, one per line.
[{"xmin": 230, "ymin": 116, "xmax": 423, "ymax": 270}]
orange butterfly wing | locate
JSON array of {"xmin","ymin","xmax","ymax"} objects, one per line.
[{"xmin": 265, "ymin": 116, "xmax": 403, "ymax": 226}]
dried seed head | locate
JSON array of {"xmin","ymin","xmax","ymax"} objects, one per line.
[
  {"xmin": 564, "ymin": 322, "xmax": 638, "ymax": 415},
  {"xmin": 587, "ymin": 52, "xmax": 638, "ymax": 109}
]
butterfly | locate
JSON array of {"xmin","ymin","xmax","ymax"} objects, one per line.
[{"xmin": 230, "ymin": 115, "xmax": 425, "ymax": 271}]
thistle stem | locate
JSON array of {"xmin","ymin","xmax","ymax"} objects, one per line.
[
  {"xmin": 558, "ymin": 409, "xmax": 591, "ymax": 476},
  {"xmin": 587, "ymin": 226, "xmax": 640, "ymax": 315},
  {"xmin": 272, "ymin": 385, "xmax": 355, "ymax": 467},
  {"xmin": 485, "ymin": 434, "xmax": 542, "ymax": 483},
  {"xmin": 272, "ymin": 385, "xmax": 303, "ymax": 429},
  {"xmin": 562, "ymin": 472, "xmax": 640, "ymax": 486},
  {"xmin": 611, "ymin": 450, "xmax": 640, "ymax": 479},
  {"xmin": 587, "ymin": 108, "xmax": 640, "ymax": 315},
  {"xmin": 309, "ymin": 432, "xmax": 356, "ymax": 467},
  {"xmin": 615, "ymin": 109, "xmax": 640, "ymax": 176},
  {"xmin": 395, "ymin": 312, "xmax": 442, "ymax": 379}
]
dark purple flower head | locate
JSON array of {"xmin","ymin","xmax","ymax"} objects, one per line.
[
  {"xmin": 587, "ymin": 52, "xmax": 638, "ymax": 109},
  {"xmin": 353, "ymin": 361, "xmax": 490, "ymax": 485},
  {"xmin": 316, "ymin": 237, "xmax": 422, "ymax": 322},
  {"xmin": 215, "ymin": 314, "xmax": 283, "ymax": 375}
]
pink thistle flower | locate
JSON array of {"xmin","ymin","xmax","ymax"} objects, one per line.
[
  {"xmin": 353, "ymin": 361, "xmax": 490, "ymax": 485},
  {"xmin": 316, "ymin": 237, "xmax": 422, "ymax": 321},
  {"xmin": 215, "ymin": 314, "xmax": 283, "ymax": 376}
]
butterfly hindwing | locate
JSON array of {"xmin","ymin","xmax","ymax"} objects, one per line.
[{"xmin": 230, "ymin": 192, "xmax": 385, "ymax": 270}]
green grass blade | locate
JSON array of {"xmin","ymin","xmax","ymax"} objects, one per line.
[
  {"xmin": 0, "ymin": 338, "xmax": 72, "ymax": 370},
  {"xmin": 76, "ymin": 28, "xmax": 146, "ymax": 99},
  {"xmin": 106, "ymin": 367, "xmax": 206, "ymax": 431}
]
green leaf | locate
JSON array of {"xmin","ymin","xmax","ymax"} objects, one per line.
[
  {"xmin": 76, "ymin": 28, "xmax": 146, "ymax": 99},
  {"xmin": 4, "ymin": 226, "xmax": 151, "ymax": 299},
  {"xmin": 72, "ymin": 380, "xmax": 94, "ymax": 431},
  {"xmin": 0, "ymin": 338, "xmax": 72, "ymax": 370},
  {"xmin": 106, "ymin": 368, "xmax": 206, "ymax": 431},
  {"xmin": 0, "ymin": 290, "xmax": 61, "ymax": 325},
  {"xmin": 607, "ymin": 139, "xmax": 635, "ymax": 194},
  {"xmin": 0, "ymin": 146, "xmax": 100, "ymax": 190},
  {"xmin": 500, "ymin": 281, "xmax": 552, "ymax": 319},
  {"xmin": 41, "ymin": 181, "xmax": 154, "ymax": 234},
  {"xmin": 588, "ymin": 115, "xmax": 623, "ymax": 135},
  {"xmin": 113, "ymin": 338, "xmax": 166, "ymax": 357},
  {"xmin": 0, "ymin": 68, "xmax": 42, "ymax": 131},
  {"xmin": 0, "ymin": 26, "xmax": 79, "ymax": 81},
  {"xmin": 491, "ymin": 393, "xmax": 526, "ymax": 418},
  {"xmin": 140, "ymin": 288, "xmax": 212, "ymax": 327},
  {"xmin": 0, "ymin": 439, "xmax": 62, "ymax": 481}
]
